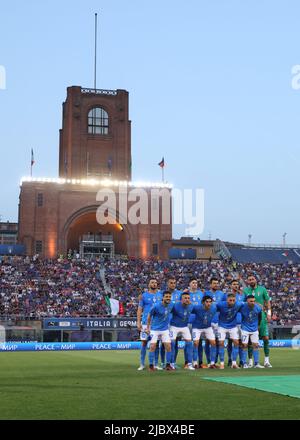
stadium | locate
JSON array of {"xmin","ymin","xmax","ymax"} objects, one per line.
[{"xmin": 0, "ymin": 2, "xmax": 300, "ymax": 424}]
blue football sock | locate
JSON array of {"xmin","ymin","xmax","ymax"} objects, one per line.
[
  {"xmin": 185, "ymin": 341, "xmax": 193, "ymax": 364},
  {"xmin": 205, "ymin": 340, "xmax": 211, "ymax": 364},
  {"xmin": 215, "ymin": 341, "xmax": 219, "ymax": 363},
  {"xmin": 239, "ymin": 346, "xmax": 244, "ymax": 363},
  {"xmin": 148, "ymin": 351, "xmax": 155, "ymax": 366},
  {"xmin": 166, "ymin": 350, "xmax": 172, "ymax": 364},
  {"xmin": 193, "ymin": 344, "xmax": 198, "ymax": 363},
  {"xmin": 160, "ymin": 343, "xmax": 165, "ymax": 364},
  {"xmin": 241, "ymin": 349, "xmax": 247, "ymax": 364},
  {"xmin": 171, "ymin": 341, "xmax": 176, "ymax": 363},
  {"xmin": 227, "ymin": 339, "xmax": 233, "ymax": 362},
  {"xmin": 232, "ymin": 345, "xmax": 238, "ymax": 362},
  {"xmin": 184, "ymin": 344, "xmax": 188, "ymax": 363},
  {"xmin": 253, "ymin": 348, "xmax": 260, "ymax": 364},
  {"xmin": 140, "ymin": 344, "xmax": 147, "ymax": 366},
  {"xmin": 154, "ymin": 344, "xmax": 159, "ymax": 365},
  {"xmin": 210, "ymin": 345, "xmax": 216, "ymax": 363},
  {"xmin": 198, "ymin": 342, "xmax": 203, "ymax": 364},
  {"xmin": 219, "ymin": 346, "xmax": 225, "ymax": 362},
  {"xmin": 174, "ymin": 340, "xmax": 179, "ymax": 363}
]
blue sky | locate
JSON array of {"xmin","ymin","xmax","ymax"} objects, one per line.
[{"xmin": 0, "ymin": 0, "xmax": 299, "ymax": 244}]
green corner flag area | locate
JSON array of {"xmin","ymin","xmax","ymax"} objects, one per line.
[{"xmin": 0, "ymin": 348, "xmax": 299, "ymax": 420}]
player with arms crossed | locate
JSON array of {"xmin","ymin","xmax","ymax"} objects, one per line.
[
  {"xmin": 243, "ymin": 274, "xmax": 272, "ymax": 368},
  {"xmin": 137, "ymin": 279, "xmax": 160, "ymax": 370},
  {"xmin": 147, "ymin": 291, "xmax": 174, "ymax": 371},
  {"xmin": 192, "ymin": 295, "xmax": 218, "ymax": 368},
  {"xmin": 239, "ymin": 295, "xmax": 264, "ymax": 368}
]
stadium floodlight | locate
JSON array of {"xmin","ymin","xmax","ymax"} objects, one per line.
[{"xmin": 283, "ymin": 232, "xmax": 287, "ymax": 246}]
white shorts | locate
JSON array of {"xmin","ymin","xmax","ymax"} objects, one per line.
[
  {"xmin": 169, "ymin": 326, "xmax": 191, "ymax": 341},
  {"xmin": 140, "ymin": 324, "xmax": 150, "ymax": 341},
  {"xmin": 150, "ymin": 329, "xmax": 171, "ymax": 344},
  {"xmin": 192, "ymin": 327, "xmax": 215, "ymax": 341},
  {"xmin": 241, "ymin": 330, "xmax": 259, "ymax": 344},
  {"xmin": 237, "ymin": 324, "xmax": 242, "ymax": 339},
  {"xmin": 218, "ymin": 326, "xmax": 239, "ymax": 342}
]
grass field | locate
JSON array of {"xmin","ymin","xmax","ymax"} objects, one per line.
[{"xmin": 0, "ymin": 348, "xmax": 299, "ymax": 420}]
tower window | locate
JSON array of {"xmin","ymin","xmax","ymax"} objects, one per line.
[
  {"xmin": 35, "ymin": 240, "xmax": 43, "ymax": 253},
  {"xmin": 37, "ymin": 193, "xmax": 43, "ymax": 207},
  {"xmin": 88, "ymin": 107, "xmax": 109, "ymax": 135}
]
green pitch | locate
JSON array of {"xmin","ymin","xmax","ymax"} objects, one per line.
[{"xmin": 0, "ymin": 348, "xmax": 299, "ymax": 420}]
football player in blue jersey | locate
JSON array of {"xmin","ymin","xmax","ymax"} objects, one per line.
[
  {"xmin": 216, "ymin": 294, "xmax": 244, "ymax": 369},
  {"xmin": 223, "ymin": 280, "xmax": 245, "ymax": 367},
  {"xmin": 192, "ymin": 296, "xmax": 218, "ymax": 368},
  {"xmin": 239, "ymin": 295, "xmax": 264, "ymax": 368},
  {"xmin": 169, "ymin": 291, "xmax": 195, "ymax": 370},
  {"xmin": 167, "ymin": 276, "xmax": 182, "ymax": 367},
  {"xmin": 146, "ymin": 291, "xmax": 174, "ymax": 371},
  {"xmin": 137, "ymin": 279, "xmax": 160, "ymax": 370},
  {"xmin": 204, "ymin": 278, "xmax": 224, "ymax": 367},
  {"xmin": 187, "ymin": 278, "xmax": 204, "ymax": 368}
]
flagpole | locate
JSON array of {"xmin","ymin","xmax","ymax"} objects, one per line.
[
  {"xmin": 94, "ymin": 13, "xmax": 98, "ymax": 90},
  {"xmin": 30, "ymin": 149, "xmax": 33, "ymax": 177},
  {"xmin": 162, "ymin": 166, "xmax": 164, "ymax": 183}
]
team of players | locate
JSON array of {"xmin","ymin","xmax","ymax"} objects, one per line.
[{"xmin": 137, "ymin": 274, "xmax": 272, "ymax": 371}]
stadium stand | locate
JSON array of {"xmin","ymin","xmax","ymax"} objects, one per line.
[
  {"xmin": 0, "ymin": 256, "xmax": 299, "ymax": 325},
  {"xmin": 227, "ymin": 246, "xmax": 300, "ymax": 264}
]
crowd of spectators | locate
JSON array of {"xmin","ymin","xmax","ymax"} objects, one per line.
[
  {"xmin": 0, "ymin": 256, "xmax": 299, "ymax": 325},
  {"xmin": 0, "ymin": 256, "xmax": 108, "ymax": 319}
]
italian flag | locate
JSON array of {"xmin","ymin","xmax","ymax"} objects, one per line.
[{"xmin": 104, "ymin": 295, "xmax": 125, "ymax": 316}]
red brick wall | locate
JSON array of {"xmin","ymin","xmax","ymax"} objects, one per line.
[
  {"xmin": 18, "ymin": 182, "xmax": 172, "ymax": 259},
  {"xmin": 58, "ymin": 86, "xmax": 131, "ymax": 181}
]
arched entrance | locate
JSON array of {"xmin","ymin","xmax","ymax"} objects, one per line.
[{"xmin": 63, "ymin": 207, "xmax": 128, "ymax": 258}]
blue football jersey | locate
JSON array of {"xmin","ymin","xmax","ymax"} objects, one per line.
[
  {"xmin": 170, "ymin": 302, "xmax": 195, "ymax": 328},
  {"xmin": 189, "ymin": 290, "xmax": 204, "ymax": 323},
  {"xmin": 222, "ymin": 293, "xmax": 245, "ymax": 325},
  {"xmin": 205, "ymin": 290, "xmax": 224, "ymax": 324},
  {"xmin": 149, "ymin": 302, "xmax": 174, "ymax": 331},
  {"xmin": 240, "ymin": 303, "xmax": 262, "ymax": 332},
  {"xmin": 138, "ymin": 291, "xmax": 160, "ymax": 325},
  {"xmin": 192, "ymin": 303, "xmax": 218, "ymax": 329},
  {"xmin": 216, "ymin": 301, "xmax": 244, "ymax": 329},
  {"xmin": 171, "ymin": 289, "xmax": 182, "ymax": 303},
  {"xmin": 205, "ymin": 289, "xmax": 224, "ymax": 303}
]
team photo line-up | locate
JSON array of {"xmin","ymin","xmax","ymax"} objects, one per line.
[{"xmin": 137, "ymin": 274, "xmax": 272, "ymax": 371}]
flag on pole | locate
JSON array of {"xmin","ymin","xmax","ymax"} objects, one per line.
[
  {"xmin": 109, "ymin": 298, "xmax": 120, "ymax": 316},
  {"xmin": 30, "ymin": 149, "xmax": 35, "ymax": 177},
  {"xmin": 104, "ymin": 294, "xmax": 121, "ymax": 316},
  {"xmin": 158, "ymin": 157, "xmax": 165, "ymax": 168}
]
